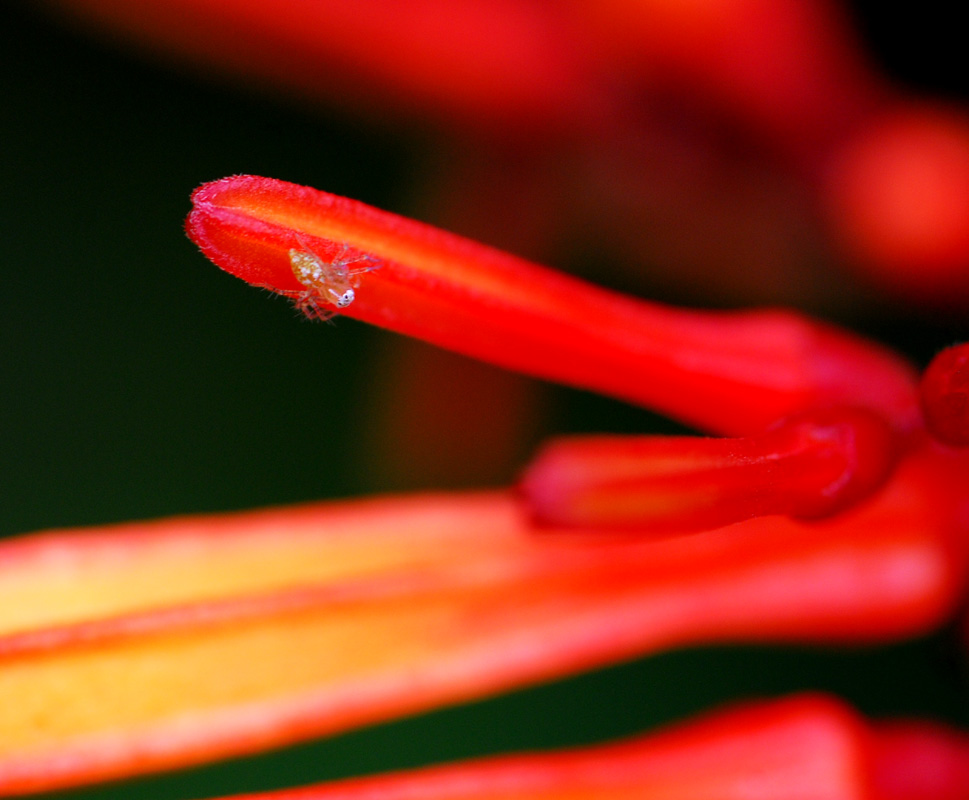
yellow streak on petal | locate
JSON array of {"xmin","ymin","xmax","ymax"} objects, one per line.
[
  {"xmin": 0, "ymin": 494, "xmax": 520, "ymax": 636},
  {"xmin": 206, "ymin": 183, "xmax": 600, "ymax": 323},
  {"xmin": 0, "ymin": 594, "xmax": 463, "ymax": 752},
  {"xmin": 0, "ymin": 471, "xmax": 956, "ymax": 792}
]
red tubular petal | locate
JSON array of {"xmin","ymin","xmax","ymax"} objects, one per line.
[
  {"xmin": 187, "ymin": 695, "xmax": 875, "ymax": 800},
  {"xmin": 920, "ymin": 343, "xmax": 969, "ymax": 447},
  {"xmin": 0, "ymin": 445, "xmax": 965, "ymax": 792},
  {"xmin": 186, "ymin": 175, "xmax": 920, "ymax": 435},
  {"xmin": 871, "ymin": 721, "xmax": 969, "ymax": 800},
  {"xmin": 520, "ymin": 407, "xmax": 898, "ymax": 532},
  {"xmin": 45, "ymin": 0, "xmax": 600, "ymax": 134}
]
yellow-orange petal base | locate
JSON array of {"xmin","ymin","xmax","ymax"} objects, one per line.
[{"xmin": 1, "ymin": 444, "xmax": 965, "ymax": 793}]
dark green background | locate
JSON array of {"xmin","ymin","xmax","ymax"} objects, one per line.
[{"xmin": 1, "ymin": 3, "xmax": 967, "ymax": 798}]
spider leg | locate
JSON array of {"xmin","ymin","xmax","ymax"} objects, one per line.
[
  {"xmin": 297, "ymin": 293, "xmax": 336, "ymax": 321},
  {"xmin": 344, "ymin": 255, "xmax": 383, "ymax": 277},
  {"xmin": 276, "ymin": 287, "xmax": 337, "ymax": 321}
]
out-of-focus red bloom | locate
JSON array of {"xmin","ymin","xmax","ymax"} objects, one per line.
[
  {"xmin": 823, "ymin": 107, "xmax": 969, "ymax": 304},
  {"xmin": 570, "ymin": 0, "xmax": 881, "ymax": 160},
  {"xmin": 360, "ymin": 341, "xmax": 546, "ymax": 490},
  {"xmin": 42, "ymin": 0, "xmax": 969, "ymax": 305},
  {"xmin": 39, "ymin": 0, "xmax": 603, "ymax": 134}
]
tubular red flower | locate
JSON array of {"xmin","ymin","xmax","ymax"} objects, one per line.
[
  {"xmin": 520, "ymin": 407, "xmax": 898, "ymax": 532},
  {"xmin": 0, "ymin": 442, "xmax": 964, "ymax": 792},
  {"xmin": 186, "ymin": 175, "xmax": 920, "ymax": 436},
  {"xmin": 7, "ymin": 8, "xmax": 969, "ymax": 799},
  {"xmin": 146, "ymin": 695, "xmax": 877, "ymax": 800}
]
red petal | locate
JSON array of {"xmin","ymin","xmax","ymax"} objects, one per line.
[
  {"xmin": 920, "ymin": 343, "xmax": 969, "ymax": 447},
  {"xmin": 520, "ymin": 407, "xmax": 898, "ymax": 531},
  {"xmin": 187, "ymin": 175, "xmax": 920, "ymax": 435},
  {"xmin": 181, "ymin": 695, "xmax": 875, "ymax": 800},
  {"xmin": 47, "ymin": 0, "xmax": 598, "ymax": 132},
  {"xmin": 871, "ymin": 721, "xmax": 969, "ymax": 800},
  {"xmin": 0, "ymin": 445, "xmax": 963, "ymax": 791}
]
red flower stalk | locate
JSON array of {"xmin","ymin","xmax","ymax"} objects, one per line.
[
  {"xmin": 186, "ymin": 175, "xmax": 919, "ymax": 437},
  {"xmin": 519, "ymin": 407, "xmax": 898, "ymax": 532},
  {"xmin": 0, "ymin": 172, "xmax": 964, "ymax": 795}
]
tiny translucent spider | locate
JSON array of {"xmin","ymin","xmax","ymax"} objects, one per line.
[{"xmin": 284, "ymin": 241, "xmax": 380, "ymax": 320}]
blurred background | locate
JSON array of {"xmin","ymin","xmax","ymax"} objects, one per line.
[{"xmin": 1, "ymin": 2, "xmax": 968, "ymax": 798}]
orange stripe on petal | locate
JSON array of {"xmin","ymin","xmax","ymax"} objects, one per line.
[
  {"xmin": 187, "ymin": 176, "xmax": 920, "ymax": 435},
  {"xmin": 1, "ymin": 451, "xmax": 964, "ymax": 793}
]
